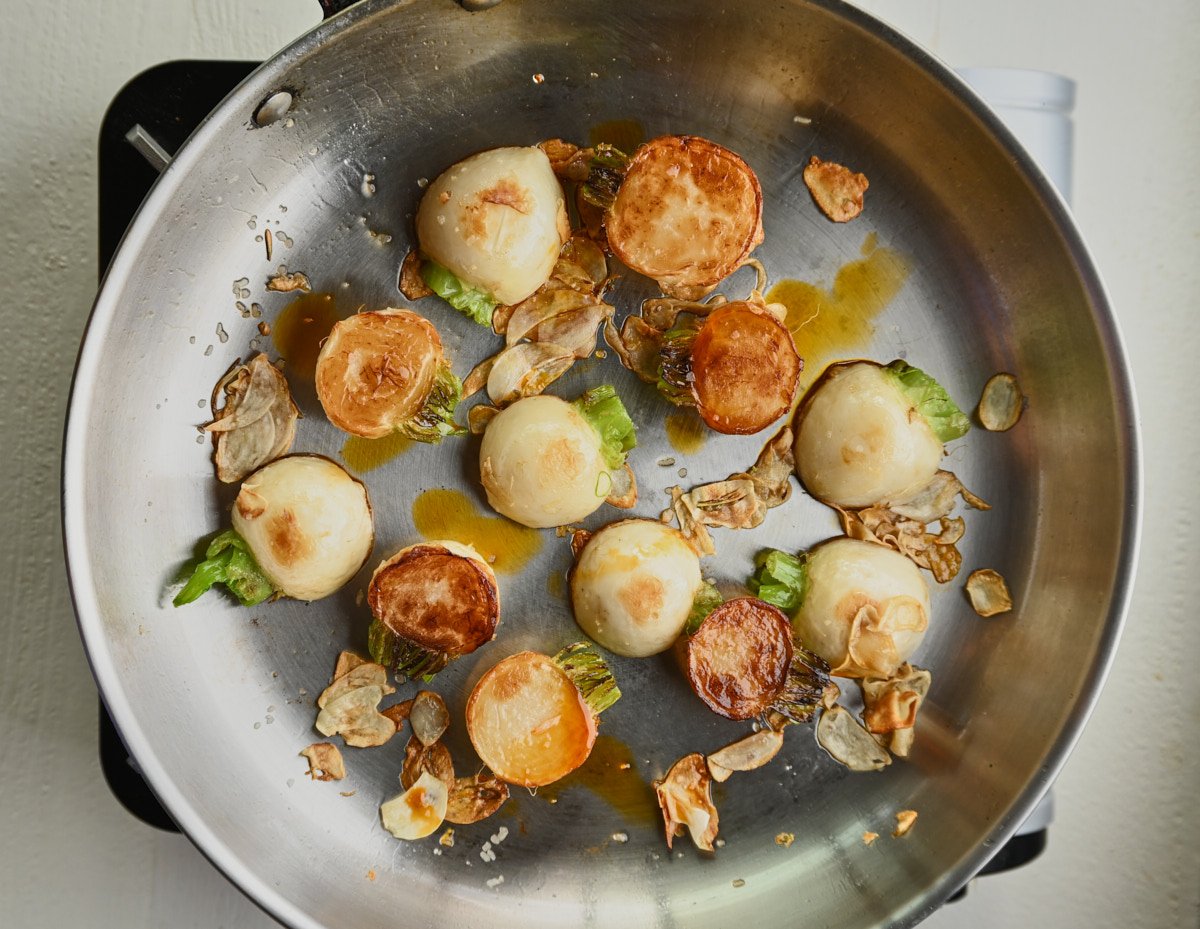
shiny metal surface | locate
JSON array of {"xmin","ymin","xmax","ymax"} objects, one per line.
[{"xmin": 63, "ymin": 1, "xmax": 1139, "ymax": 927}]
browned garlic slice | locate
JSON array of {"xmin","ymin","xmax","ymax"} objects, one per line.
[
  {"xmin": 839, "ymin": 470, "xmax": 989, "ymax": 584},
  {"xmin": 315, "ymin": 684, "xmax": 396, "ymax": 748},
  {"xmin": 683, "ymin": 478, "xmax": 766, "ymax": 530},
  {"xmin": 445, "ymin": 771, "xmax": 510, "ymax": 825},
  {"xmin": 315, "ymin": 654, "xmax": 396, "ymax": 749},
  {"xmin": 486, "ymin": 342, "xmax": 574, "ymax": 407},
  {"xmin": 380, "ymin": 770, "xmax": 448, "ymax": 840},
  {"xmin": 381, "ymin": 698, "xmax": 414, "ymax": 731},
  {"xmin": 744, "ymin": 424, "xmax": 795, "ymax": 509},
  {"xmin": 965, "ymin": 569, "xmax": 1014, "ymax": 617},
  {"xmin": 669, "ymin": 486, "xmax": 715, "ymax": 557},
  {"xmin": 654, "ymin": 753, "xmax": 719, "ymax": 852},
  {"xmin": 299, "ymin": 742, "xmax": 345, "ymax": 782},
  {"xmin": 893, "ymin": 809, "xmax": 918, "ymax": 837},
  {"xmin": 706, "ymin": 730, "xmax": 784, "ymax": 782},
  {"xmin": 205, "ymin": 354, "xmax": 298, "ymax": 484},
  {"xmin": 803, "ymin": 156, "xmax": 869, "ymax": 223},
  {"xmin": 605, "ymin": 463, "xmax": 638, "ymax": 509},
  {"xmin": 978, "ymin": 372, "xmax": 1024, "ymax": 431},
  {"xmin": 861, "ymin": 664, "xmax": 932, "ymax": 758},
  {"xmin": 467, "ymin": 404, "xmax": 500, "ymax": 434},
  {"xmin": 409, "ymin": 690, "xmax": 450, "ymax": 747},
  {"xmin": 815, "ymin": 705, "xmax": 891, "ymax": 772},
  {"xmin": 400, "ymin": 735, "xmax": 454, "ymax": 791}
]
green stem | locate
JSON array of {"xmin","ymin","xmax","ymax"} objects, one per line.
[
  {"xmin": 553, "ymin": 642, "xmax": 621, "ymax": 715},
  {"xmin": 173, "ymin": 530, "xmax": 276, "ymax": 607}
]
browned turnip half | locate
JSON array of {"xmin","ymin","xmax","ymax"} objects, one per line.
[
  {"xmin": 684, "ymin": 597, "xmax": 829, "ymax": 722},
  {"xmin": 687, "ymin": 302, "xmax": 801, "ymax": 434},
  {"xmin": 315, "ymin": 308, "xmax": 463, "ymax": 443},
  {"xmin": 466, "ymin": 645, "xmax": 620, "ymax": 788},
  {"xmin": 367, "ymin": 542, "xmax": 500, "ymax": 680},
  {"xmin": 606, "ymin": 136, "xmax": 763, "ymax": 299}
]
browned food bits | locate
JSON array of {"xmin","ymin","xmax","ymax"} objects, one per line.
[
  {"xmin": 299, "ymin": 742, "xmax": 345, "ymax": 781},
  {"xmin": 893, "ymin": 810, "xmax": 918, "ymax": 837},
  {"xmin": 803, "ymin": 156, "xmax": 869, "ymax": 222},
  {"xmin": 978, "ymin": 372, "xmax": 1025, "ymax": 431},
  {"xmin": 965, "ymin": 568, "xmax": 1014, "ymax": 617}
]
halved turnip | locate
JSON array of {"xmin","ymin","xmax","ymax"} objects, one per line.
[
  {"xmin": 603, "ymin": 136, "xmax": 763, "ymax": 299},
  {"xmin": 683, "ymin": 597, "xmax": 829, "ymax": 723},
  {"xmin": 367, "ymin": 541, "xmax": 499, "ymax": 680},
  {"xmin": 466, "ymin": 644, "xmax": 620, "ymax": 788},
  {"xmin": 569, "ymin": 519, "xmax": 702, "ymax": 657},
  {"xmin": 315, "ymin": 308, "xmax": 463, "ymax": 443},
  {"xmin": 478, "ymin": 386, "xmax": 636, "ymax": 528},
  {"xmin": 660, "ymin": 302, "xmax": 800, "ymax": 435},
  {"xmin": 415, "ymin": 146, "xmax": 570, "ymax": 319}
]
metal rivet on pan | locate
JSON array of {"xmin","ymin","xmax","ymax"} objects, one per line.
[{"xmin": 254, "ymin": 90, "xmax": 294, "ymax": 127}]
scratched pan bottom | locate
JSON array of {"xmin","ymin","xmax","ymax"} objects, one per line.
[{"xmin": 63, "ymin": 2, "xmax": 1137, "ymax": 928}]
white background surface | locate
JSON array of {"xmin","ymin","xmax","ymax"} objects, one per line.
[{"xmin": 1, "ymin": 0, "xmax": 1196, "ymax": 926}]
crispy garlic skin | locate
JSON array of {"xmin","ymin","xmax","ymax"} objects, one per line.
[
  {"xmin": 231, "ymin": 455, "xmax": 373, "ymax": 601},
  {"xmin": 606, "ymin": 136, "xmax": 763, "ymax": 298},
  {"xmin": 690, "ymin": 302, "xmax": 801, "ymax": 434},
  {"xmin": 793, "ymin": 538, "xmax": 930, "ymax": 678},
  {"xmin": 416, "ymin": 146, "xmax": 570, "ymax": 305},
  {"xmin": 479, "ymin": 395, "xmax": 609, "ymax": 528},
  {"xmin": 570, "ymin": 519, "xmax": 702, "ymax": 657},
  {"xmin": 466, "ymin": 651, "xmax": 597, "ymax": 788},
  {"xmin": 368, "ymin": 541, "xmax": 499, "ymax": 656},
  {"xmin": 684, "ymin": 598, "xmax": 794, "ymax": 720},
  {"xmin": 315, "ymin": 309, "xmax": 443, "ymax": 439},
  {"xmin": 794, "ymin": 361, "xmax": 943, "ymax": 508}
]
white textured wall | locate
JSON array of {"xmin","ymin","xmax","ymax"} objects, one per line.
[{"xmin": 1, "ymin": 1, "xmax": 1196, "ymax": 926}]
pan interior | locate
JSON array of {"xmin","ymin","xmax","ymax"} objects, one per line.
[{"xmin": 65, "ymin": 1, "xmax": 1134, "ymax": 928}]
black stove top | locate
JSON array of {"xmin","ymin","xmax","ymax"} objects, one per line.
[{"xmin": 96, "ymin": 58, "xmax": 1046, "ymax": 898}]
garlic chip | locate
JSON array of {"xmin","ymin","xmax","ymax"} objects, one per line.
[
  {"xmin": 409, "ymin": 690, "xmax": 450, "ymax": 747},
  {"xmin": 838, "ymin": 470, "xmax": 988, "ymax": 584},
  {"xmin": 605, "ymin": 463, "xmax": 638, "ymax": 510},
  {"xmin": 380, "ymin": 770, "xmax": 448, "ymax": 840},
  {"xmin": 815, "ymin": 705, "xmax": 891, "ymax": 772},
  {"xmin": 684, "ymin": 478, "xmax": 766, "ymax": 530},
  {"xmin": 486, "ymin": 342, "xmax": 574, "ymax": 407},
  {"xmin": 299, "ymin": 742, "xmax": 345, "ymax": 782},
  {"xmin": 706, "ymin": 730, "xmax": 784, "ymax": 782},
  {"xmin": 314, "ymin": 654, "xmax": 396, "ymax": 749},
  {"xmin": 445, "ymin": 771, "xmax": 510, "ymax": 825},
  {"xmin": 400, "ymin": 736, "xmax": 454, "ymax": 792},
  {"xmin": 861, "ymin": 664, "xmax": 932, "ymax": 758},
  {"xmin": 893, "ymin": 810, "xmax": 918, "ymax": 838},
  {"xmin": 803, "ymin": 156, "xmax": 869, "ymax": 223},
  {"xmin": 837, "ymin": 597, "xmax": 928, "ymax": 679},
  {"xmin": 978, "ymin": 373, "xmax": 1024, "ymax": 432},
  {"xmin": 654, "ymin": 753, "xmax": 719, "ymax": 852},
  {"xmin": 206, "ymin": 354, "xmax": 298, "ymax": 483},
  {"xmin": 467, "ymin": 404, "xmax": 500, "ymax": 434},
  {"xmin": 965, "ymin": 569, "xmax": 1014, "ymax": 617}
]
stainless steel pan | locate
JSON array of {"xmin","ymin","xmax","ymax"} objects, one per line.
[{"xmin": 63, "ymin": 1, "xmax": 1140, "ymax": 926}]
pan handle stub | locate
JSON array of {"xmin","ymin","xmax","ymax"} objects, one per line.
[{"xmin": 318, "ymin": 0, "xmax": 502, "ymax": 16}]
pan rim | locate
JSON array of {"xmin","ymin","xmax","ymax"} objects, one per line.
[{"xmin": 61, "ymin": 0, "xmax": 1142, "ymax": 926}]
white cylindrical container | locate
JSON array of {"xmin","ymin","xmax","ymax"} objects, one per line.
[{"xmin": 956, "ymin": 67, "xmax": 1076, "ymax": 204}]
